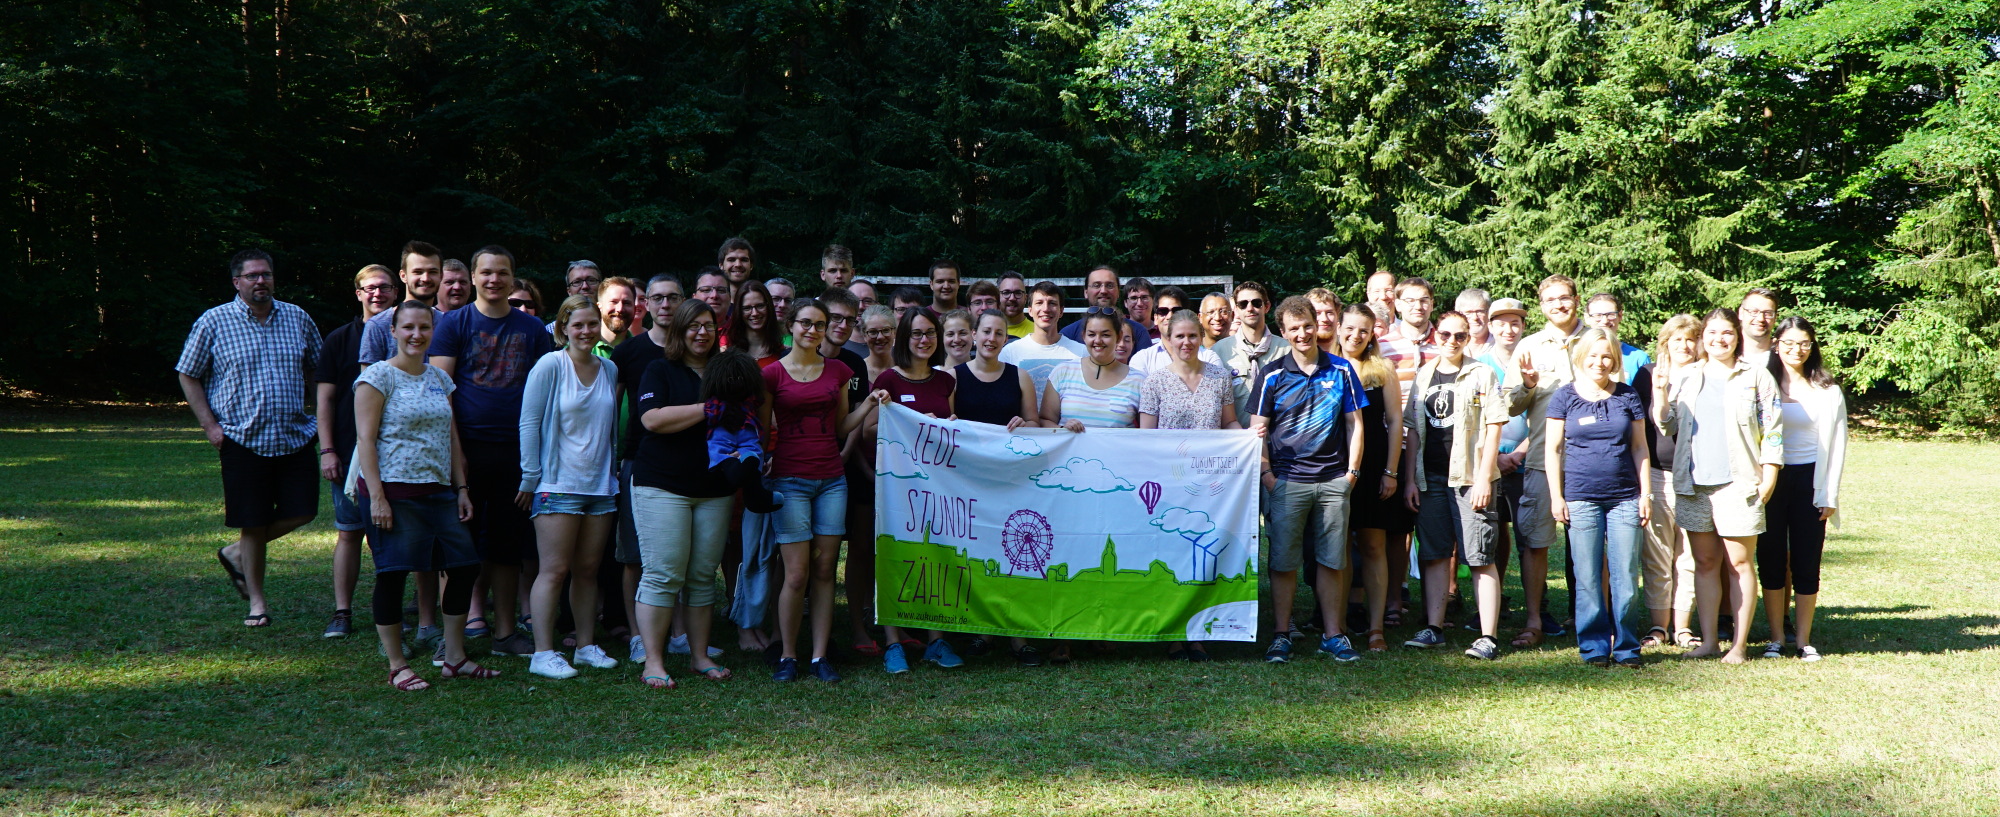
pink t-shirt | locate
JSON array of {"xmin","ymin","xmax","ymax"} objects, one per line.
[{"xmin": 762, "ymin": 358, "xmax": 852, "ymax": 479}]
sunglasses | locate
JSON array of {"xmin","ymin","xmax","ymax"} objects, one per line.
[
  {"xmin": 508, "ymin": 298, "xmax": 533, "ymax": 309},
  {"xmin": 1153, "ymin": 306, "xmax": 1177, "ymax": 316},
  {"xmin": 1083, "ymin": 306, "xmax": 1120, "ymax": 317},
  {"xmin": 1236, "ymin": 298, "xmax": 1265, "ymax": 310},
  {"xmin": 1436, "ymin": 331, "xmax": 1470, "ymax": 343}
]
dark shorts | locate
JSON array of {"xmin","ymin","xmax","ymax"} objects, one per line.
[
  {"xmin": 218, "ymin": 439, "xmax": 318, "ymax": 529},
  {"xmin": 329, "ymin": 464, "xmax": 365, "ymax": 532},
  {"xmin": 360, "ymin": 491, "xmax": 481, "ymax": 574},
  {"xmin": 614, "ymin": 459, "xmax": 642, "ymax": 565},
  {"xmin": 461, "ymin": 437, "xmax": 536, "ymax": 563},
  {"xmin": 1349, "ymin": 474, "xmax": 1416, "ymax": 535}
]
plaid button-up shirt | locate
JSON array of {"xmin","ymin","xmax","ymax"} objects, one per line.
[{"xmin": 176, "ymin": 297, "xmax": 323, "ymax": 456}]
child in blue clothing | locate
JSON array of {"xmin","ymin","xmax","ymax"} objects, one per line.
[{"xmin": 702, "ymin": 350, "xmax": 783, "ymax": 513}]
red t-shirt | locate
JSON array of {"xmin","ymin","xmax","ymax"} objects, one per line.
[
  {"xmin": 872, "ymin": 368, "xmax": 956, "ymax": 418},
  {"xmin": 763, "ymin": 358, "xmax": 852, "ymax": 479}
]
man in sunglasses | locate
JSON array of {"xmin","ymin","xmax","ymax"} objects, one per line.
[
  {"xmin": 1059, "ymin": 265, "xmax": 1153, "ymax": 354},
  {"xmin": 1211, "ymin": 280, "xmax": 1291, "ymax": 423}
]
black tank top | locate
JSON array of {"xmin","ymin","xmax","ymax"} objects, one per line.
[{"xmin": 952, "ymin": 362, "xmax": 1025, "ymax": 426}]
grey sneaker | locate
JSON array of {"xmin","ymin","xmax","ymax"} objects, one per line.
[
  {"xmin": 322, "ymin": 610, "xmax": 353, "ymax": 639},
  {"xmin": 413, "ymin": 625, "xmax": 443, "ymax": 650},
  {"xmin": 1464, "ymin": 635, "xmax": 1500, "ymax": 661},
  {"xmin": 627, "ymin": 635, "xmax": 647, "ymax": 663},
  {"xmin": 430, "ymin": 638, "xmax": 448, "ymax": 667},
  {"xmin": 1404, "ymin": 626, "xmax": 1445, "ymax": 649},
  {"xmin": 491, "ymin": 631, "xmax": 536, "ymax": 657},
  {"xmin": 378, "ymin": 638, "xmax": 412, "ymax": 659},
  {"xmin": 1263, "ymin": 636, "xmax": 1293, "ymax": 664}
]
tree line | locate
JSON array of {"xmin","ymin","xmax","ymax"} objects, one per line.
[{"xmin": 5, "ymin": 0, "xmax": 1996, "ymax": 422}]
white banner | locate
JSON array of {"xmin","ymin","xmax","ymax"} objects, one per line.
[{"xmin": 873, "ymin": 403, "xmax": 1262, "ymax": 642}]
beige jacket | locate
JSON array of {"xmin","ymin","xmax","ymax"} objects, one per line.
[
  {"xmin": 1790, "ymin": 383, "xmax": 1850, "ymax": 528},
  {"xmin": 1660, "ymin": 359, "xmax": 1784, "ymax": 496},
  {"xmin": 1504, "ymin": 322, "xmax": 1586, "ymax": 472},
  {"xmin": 1404, "ymin": 358, "xmax": 1509, "ymax": 488}
]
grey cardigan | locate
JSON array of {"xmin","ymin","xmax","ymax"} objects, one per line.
[{"xmin": 517, "ymin": 350, "xmax": 620, "ymax": 495}]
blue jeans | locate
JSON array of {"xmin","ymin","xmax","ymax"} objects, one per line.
[{"xmin": 1566, "ymin": 498, "xmax": 1645, "ymax": 662}]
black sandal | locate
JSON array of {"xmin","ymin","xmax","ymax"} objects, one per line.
[
  {"xmin": 217, "ymin": 548, "xmax": 248, "ymax": 600},
  {"xmin": 243, "ymin": 613, "xmax": 271, "ymax": 628},
  {"xmin": 1642, "ymin": 626, "xmax": 1669, "ymax": 647}
]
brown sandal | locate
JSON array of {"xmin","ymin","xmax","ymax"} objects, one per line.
[
  {"xmin": 388, "ymin": 666, "xmax": 429, "ymax": 691},
  {"xmin": 1365, "ymin": 630, "xmax": 1388, "ymax": 652},
  {"xmin": 439, "ymin": 657, "xmax": 500, "ymax": 680},
  {"xmin": 1510, "ymin": 628, "xmax": 1545, "ymax": 648}
]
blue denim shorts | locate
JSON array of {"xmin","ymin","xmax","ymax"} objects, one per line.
[
  {"xmin": 330, "ymin": 477, "xmax": 365, "ymax": 532},
  {"xmin": 768, "ymin": 475, "xmax": 848, "ymax": 543},
  {"xmin": 532, "ymin": 491, "xmax": 617, "ymax": 517}
]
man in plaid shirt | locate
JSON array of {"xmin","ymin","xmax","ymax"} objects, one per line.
[{"xmin": 176, "ymin": 249, "xmax": 324, "ymax": 629}]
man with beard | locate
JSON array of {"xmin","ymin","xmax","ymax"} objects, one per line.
[
  {"xmin": 178, "ymin": 249, "xmax": 323, "ymax": 629},
  {"xmin": 359, "ymin": 241, "xmax": 445, "ymax": 364}
]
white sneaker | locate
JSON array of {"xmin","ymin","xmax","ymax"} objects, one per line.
[
  {"xmin": 528, "ymin": 650, "xmax": 578, "ymax": 679},
  {"xmin": 573, "ymin": 644, "xmax": 618, "ymax": 669},
  {"xmin": 628, "ymin": 635, "xmax": 647, "ymax": 663},
  {"xmin": 668, "ymin": 633, "xmax": 724, "ymax": 658},
  {"xmin": 1800, "ymin": 646, "xmax": 1823, "ymax": 662}
]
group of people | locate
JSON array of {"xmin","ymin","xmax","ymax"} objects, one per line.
[{"xmin": 175, "ymin": 237, "xmax": 1848, "ymax": 691}]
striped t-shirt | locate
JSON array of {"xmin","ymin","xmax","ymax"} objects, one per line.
[{"xmin": 1048, "ymin": 360, "xmax": 1146, "ymax": 428}]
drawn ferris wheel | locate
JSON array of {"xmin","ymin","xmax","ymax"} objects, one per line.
[{"xmin": 1001, "ymin": 509, "xmax": 1054, "ymax": 578}]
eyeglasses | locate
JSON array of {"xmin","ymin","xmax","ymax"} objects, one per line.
[
  {"xmin": 359, "ymin": 284, "xmax": 395, "ymax": 294},
  {"xmin": 825, "ymin": 314, "xmax": 856, "ymax": 326},
  {"xmin": 1396, "ymin": 296, "xmax": 1435, "ymax": 306},
  {"xmin": 865, "ymin": 328, "xmax": 896, "ymax": 338},
  {"xmin": 1435, "ymin": 331, "xmax": 1471, "ymax": 343},
  {"xmin": 567, "ymin": 278, "xmax": 602, "ymax": 292},
  {"xmin": 1587, "ymin": 311, "xmax": 1621, "ymax": 319},
  {"xmin": 235, "ymin": 272, "xmax": 273, "ymax": 282},
  {"xmin": 910, "ymin": 329, "xmax": 939, "ymax": 340},
  {"xmin": 695, "ymin": 286, "xmax": 726, "ymax": 296},
  {"xmin": 1742, "ymin": 308, "xmax": 1777, "ymax": 319},
  {"xmin": 688, "ymin": 323, "xmax": 716, "ymax": 334},
  {"xmin": 1235, "ymin": 298, "xmax": 1264, "ymax": 311},
  {"xmin": 794, "ymin": 320, "xmax": 829, "ymax": 332}
]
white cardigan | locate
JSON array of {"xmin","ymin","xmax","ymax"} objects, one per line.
[{"xmin": 1791, "ymin": 383, "xmax": 1848, "ymax": 528}]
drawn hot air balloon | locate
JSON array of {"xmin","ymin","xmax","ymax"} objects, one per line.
[{"xmin": 1139, "ymin": 481, "xmax": 1162, "ymax": 514}]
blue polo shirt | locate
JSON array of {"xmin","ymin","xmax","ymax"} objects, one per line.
[{"xmin": 1251, "ymin": 350, "xmax": 1369, "ymax": 482}]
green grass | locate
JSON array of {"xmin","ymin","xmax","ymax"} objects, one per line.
[{"xmin": 3, "ymin": 409, "xmax": 1998, "ymax": 816}]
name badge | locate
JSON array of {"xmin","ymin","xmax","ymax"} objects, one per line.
[
  {"xmin": 900, "ymin": 394, "xmax": 917, "ymax": 403},
  {"xmin": 1577, "ymin": 415, "xmax": 1597, "ymax": 426}
]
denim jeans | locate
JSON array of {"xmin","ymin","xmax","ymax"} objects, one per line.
[{"xmin": 1566, "ymin": 497, "xmax": 1645, "ymax": 663}]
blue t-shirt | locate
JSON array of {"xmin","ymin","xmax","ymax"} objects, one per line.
[
  {"xmin": 1546, "ymin": 382, "xmax": 1644, "ymax": 502},
  {"xmin": 1061, "ymin": 316, "xmax": 1154, "ymax": 353},
  {"xmin": 427, "ymin": 305, "xmax": 547, "ymax": 443},
  {"xmin": 1251, "ymin": 350, "xmax": 1369, "ymax": 482}
]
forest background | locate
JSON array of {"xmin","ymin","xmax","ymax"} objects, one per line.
[{"xmin": 5, "ymin": 0, "xmax": 1997, "ymax": 424}]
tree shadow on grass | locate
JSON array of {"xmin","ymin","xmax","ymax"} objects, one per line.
[{"xmin": 1805, "ymin": 604, "xmax": 2000, "ymax": 656}]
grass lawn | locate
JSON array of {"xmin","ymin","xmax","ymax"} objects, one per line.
[{"xmin": 2, "ymin": 408, "xmax": 1998, "ymax": 816}]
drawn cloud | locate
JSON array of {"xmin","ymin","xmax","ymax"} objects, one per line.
[
  {"xmin": 1030, "ymin": 458, "xmax": 1133, "ymax": 493},
  {"xmin": 1004, "ymin": 436, "xmax": 1043, "ymax": 457},
  {"xmin": 877, "ymin": 441, "xmax": 929, "ymax": 480},
  {"xmin": 1151, "ymin": 507, "xmax": 1216, "ymax": 536}
]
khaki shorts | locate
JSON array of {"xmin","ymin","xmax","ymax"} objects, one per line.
[{"xmin": 1677, "ymin": 481, "xmax": 1765, "ymax": 538}]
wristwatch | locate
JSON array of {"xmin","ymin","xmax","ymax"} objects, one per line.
[{"xmin": 1383, "ymin": 468, "xmax": 1399, "ymax": 479}]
